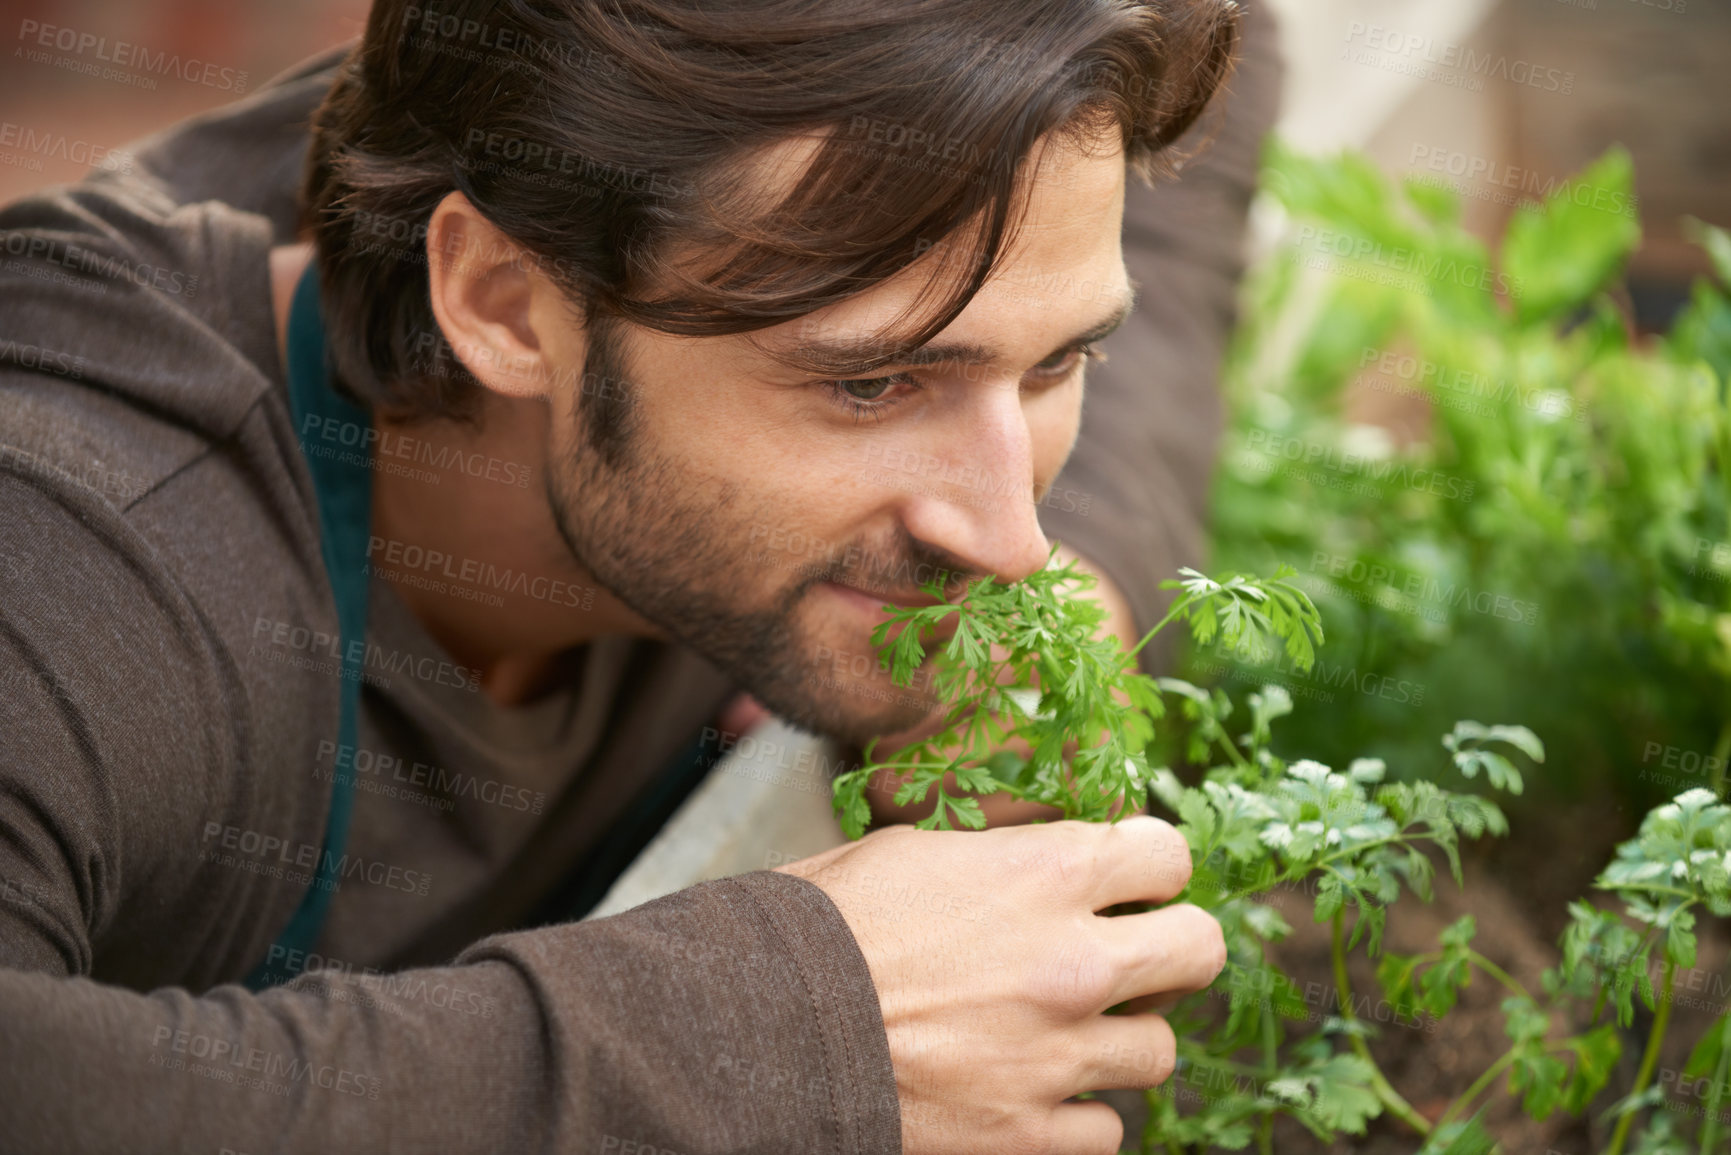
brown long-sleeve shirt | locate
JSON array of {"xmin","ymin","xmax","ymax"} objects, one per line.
[{"xmin": 0, "ymin": 10, "xmax": 1279, "ymax": 1152}]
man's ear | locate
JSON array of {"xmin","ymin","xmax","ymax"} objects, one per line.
[{"xmin": 424, "ymin": 190, "xmax": 570, "ymax": 401}]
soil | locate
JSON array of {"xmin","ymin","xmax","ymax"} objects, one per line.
[{"xmin": 1099, "ymin": 800, "xmax": 1731, "ymax": 1154}]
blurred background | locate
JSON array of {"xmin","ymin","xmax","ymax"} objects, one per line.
[
  {"xmin": 0, "ymin": 0, "xmax": 366, "ymax": 204},
  {"xmin": 3, "ymin": 0, "xmax": 1726, "ymax": 319}
]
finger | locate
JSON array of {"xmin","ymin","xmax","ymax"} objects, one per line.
[
  {"xmin": 1070, "ymin": 1012, "xmax": 1177, "ymax": 1092},
  {"xmin": 1047, "ymin": 1099, "xmax": 1125, "ymax": 1155},
  {"xmin": 1118, "ymin": 991, "xmax": 1179, "ymax": 1016},
  {"xmin": 1072, "ymin": 815, "xmax": 1194, "ymax": 909},
  {"xmin": 1098, "ymin": 902, "xmax": 1226, "ymax": 1008}
]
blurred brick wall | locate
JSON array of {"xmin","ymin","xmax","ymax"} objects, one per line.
[
  {"xmin": 4, "ymin": 0, "xmax": 1726, "ymax": 328},
  {"xmin": 0, "ymin": 0, "xmax": 367, "ymax": 203}
]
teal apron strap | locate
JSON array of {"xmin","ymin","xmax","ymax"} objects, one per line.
[{"xmin": 245, "ymin": 261, "xmax": 373, "ymax": 990}]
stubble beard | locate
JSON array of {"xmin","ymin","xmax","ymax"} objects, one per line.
[{"xmin": 539, "ymin": 329, "xmax": 940, "ymax": 748}]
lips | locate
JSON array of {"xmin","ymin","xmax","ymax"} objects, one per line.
[
  {"xmin": 830, "ymin": 582, "xmax": 946, "ymax": 609},
  {"xmin": 824, "ymin": 581, "xmax": 962, "ymax": 641}
]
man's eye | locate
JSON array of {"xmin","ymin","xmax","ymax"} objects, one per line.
[
  {"xmin": 1030, "ymin": 343, "xmax": 1097, "ymax": 379},
  {"xmin": 821, "ymin": 373, "xmax": 920, "ymax": 422},
  {"xmin": 839, "ymin": 377, "xmax": 896, "ymax": 401}
]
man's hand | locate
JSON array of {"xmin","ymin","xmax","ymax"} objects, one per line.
[{"xmin": 775, "ymin": 815, "xmax": 1220, "ymax": 1155}]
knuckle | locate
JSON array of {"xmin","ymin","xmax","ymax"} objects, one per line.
[
  {"xmin": 864, "ymin": 823, "xmax": 914, "ymax": 848},
  {"xmin": 861, "ymin": 824, "xmax": 924, "ymax": 862},
  {"xmin": 1001, "ymin": 1113, "xmax": 1056, "ymax": 1155},
  {"xmin": 1034, "ymin": 935, "xmax": 1116, "ymax": 1016},
  {"xmin": 1025, "ymin": 822, "xmax": 1100, "ymax": 896},
  {"xmin": 1118, "ymin": 816, "xmax": 1192, "ymax": 892}
]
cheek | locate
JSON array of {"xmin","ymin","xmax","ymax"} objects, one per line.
[{"xmin": 1028, "ymin": 376, "xmax": 1086, "ymax": 482}]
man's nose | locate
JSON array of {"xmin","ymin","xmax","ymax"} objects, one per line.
[{"xmin": 895, "ymin": 385, "xmax": 1052, "ymax": 586}]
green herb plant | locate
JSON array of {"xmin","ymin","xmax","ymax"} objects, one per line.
[
  {"xmin": 1206, "ymin": 142, "xmax": 1731, "ymax": 810},
  {"xmin": 831, "ymin": 555, "xmax": 1731, "ymax": 1154}
]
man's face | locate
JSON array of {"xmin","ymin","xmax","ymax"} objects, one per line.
[{"xmin": 541, "ymin": 130, "xmax": 1132, "ymax": 746}]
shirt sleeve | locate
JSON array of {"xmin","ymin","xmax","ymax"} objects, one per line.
[
  {"xmin": 1038, "ymin": 0, "xmax": 1285, "ymax": 675},
  {"xmin": 0, "ymin": 470, "xmax": 898, "ymax": 1155},
  {"xmin": 0, "ymin": 877, "xmax": 898, "ymax": 1154}
]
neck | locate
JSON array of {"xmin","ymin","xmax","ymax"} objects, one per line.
[{"xmin": 271, "ymin": 243, "xmax": 659, "ymax": 708}]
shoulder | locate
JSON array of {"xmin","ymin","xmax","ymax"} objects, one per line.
[
  {"xmin": 0, "ymin": 463, "xmax": 329, "ymax": 981},
  {"xmin": 98, "ymin": 43, "xmax": 350, "ymax": 243},
  {"xmin": 0, "ymin": 175, "xmax": 334, "ymax": 981}
]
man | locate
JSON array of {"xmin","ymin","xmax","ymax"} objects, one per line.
[{"xmin": 0, "ymin": 1, "xmax": 1279, "ymax": 1151}]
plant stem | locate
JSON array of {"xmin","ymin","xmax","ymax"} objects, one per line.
[
  {"xmin": 1259, "ymin": 995, "xmax": 1278, "ymax": 1155},
  {"xmin": 1431, "ymin": 1048, "xmax": 1517, "ymax": 1136},
  {"xmin": 1400, "ymin": 948, "xmax": 1530, "ymax": 1001},
  {"xmin": 1606, "ymin": 955, "xmax": 1677, "ymax": 1155},
  {"xmin": 1699, "ymin": 1005, "xmax": 1731, "ymax": 1155},
  {"xmin": 1331, "ymin": 910, "xmax": 1433, "ymax": 1136},
  {"xmin": 1174, "ymin": 1045, "xmax": 1268, "ymax": 1079},
  {"xmin": 1141, "ymin": 1082, "xmax": 1183, "ymax": 1155},
  {"xmin": 1467, "ymin": 949, "xmax": 1532, "ymax": 1000},
  {"xmin": 1711, "ymin": 718, "xmax": 1731, "ymax": 798},
  {"xmin": 1217, "ymin": 730, "xmax": 1252, "ymax": 769},
  {"xmin": 1126, "ymin": 593, "xmax": 1201, "ymax": 661}
]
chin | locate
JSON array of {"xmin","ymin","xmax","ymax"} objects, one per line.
[
  {"xmin": 766, "ymin": 689, "xmax": 938, "ymax": 752},
  {"xmin": 742, "ymin": 615, "xmax": 941, "ymax": 749}
]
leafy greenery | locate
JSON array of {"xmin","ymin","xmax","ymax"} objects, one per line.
[
  {"xmin": 830, "ymin": 559, "xmax": 1320, "ymax": 837},
  {"xmin": 830, "ymin": 550, "xmax": 1731, "ymax": 1152},
  {"xmin": 826, "ymin": 142, "xmax": 1731, "ymax": 1153},
  {"xmin": 1204, "ymin": 141, "xmax": 1731, "ymax": 811}
]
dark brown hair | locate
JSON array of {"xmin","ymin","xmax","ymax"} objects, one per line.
[{"xmin": 302, "ymin": 0, "xmax": 1240, "ymax": 436}]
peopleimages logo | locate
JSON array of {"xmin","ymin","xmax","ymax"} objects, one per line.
[
  {"xmin": 200, "ymin": 821, "xmax": 432, "ymax": 896},
  {"xmin": 1356, "ymin": 346, "xmax": 1585, "ymax": 425},
  {"xmin": 1407, "ymin": 145, "xmax": 1639, "ymax": 219},
  {"xmin": 1240, "ymin": 428, "xmax": 1477, "ymax": 503},
  {"xmin": 16, "ymin": 19, "xmax": 249, "ymax": 92},
  {"xmin": 1292, "ymin": 225, "xmax": 1522, "ymax": 298},
  {"xmin": 299, "ymin": 414, "xmax": 532, "ymax": 489},
  {"xmin": 1341, "ymin": 21, "xmax": 1575, "ymax": 94},
  {"xmin": 1191, "ymin": 638, "xmax": 1427, "ymax": 708},
  {"xmin": 365, "ymin": 535, "xmax": 596, "ymax": 610},
  {"xmin": 0, "ymin": 338, "xmax": 86, "ymax": 380},
  {"xmin": 0, "ymin": 121, "xmax": 132, "ymax": 175},
  {"xmin": 249, "ymin": 613, "xmax": 483, "ymax": 693},
  {"xmin": 316, "ymin": 739, "xmax": 547, "ymax": 815},
  {"xmin": 0, "ymin": 230, "xmax": 198, "ymax": 297},
  {"xmin": 148, "ymin": 1026, "xmax": 380, "ymax": 1099},
  {"xmin": 1306, "ymin": 550, "xmax": 1540, "ymax": 627}
]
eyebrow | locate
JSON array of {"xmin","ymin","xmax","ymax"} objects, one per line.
[{"xmin": 756, "ymin": 286, "xmax": 1139, "ymax": 379}]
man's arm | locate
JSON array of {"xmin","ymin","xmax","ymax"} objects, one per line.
[
  {"xmin": 0, "ymin": 879, "xmax": 896, "ymax": 1154},
  {"xmin": 0, "ymin": 470, "xmax": 898, "ymax": 1154}
]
